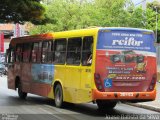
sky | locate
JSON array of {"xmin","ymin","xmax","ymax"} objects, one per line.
[{"xmin": 132, "ymin": 0, "xmax": 159, "ymax": 6}]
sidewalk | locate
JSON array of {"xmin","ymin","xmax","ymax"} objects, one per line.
[{"xmin": 126, "ymin": 82, "xmax": 160, "ymax": 112}]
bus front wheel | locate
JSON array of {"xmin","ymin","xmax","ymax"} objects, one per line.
[
  {"xmin": 54, "ymin": 84, "xmax": 63, "ymax": 108},
  {"xmin": 96, "ymin": 100, "xmax": 117, "ymax": 110},
  {"xmin": 18, "ymin": 82, "xmax": 27, "ymax": 99}
]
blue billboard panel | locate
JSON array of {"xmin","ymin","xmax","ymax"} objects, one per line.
[{"xmin": 97, "ymin": 30, "xmax": 156, "ymax": 53}]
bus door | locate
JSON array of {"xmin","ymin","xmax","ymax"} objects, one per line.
[
  {"xmin": 6, "ymin": 48, "xmax": 15, "ymax": 89},
  {"xmin": 80, "ymin": 36, "xmax": 93, "ymax": 103},
  {"xmin": 65, "ymin": 38, "xmax": 81, "ymax": 102}
]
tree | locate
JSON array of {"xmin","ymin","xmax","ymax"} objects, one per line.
[
  {"xmin": 148, "ymin": 0, "xmax": 160, "ymax": 12},
  {"xmin": 29, "ymin": 0, "xmax": 160, "ymax": 36},
  {"xmin": 30, "ymin": 0, "xmax": 131, "ymax": 34},
  {"xmin": 0, "ymin": 0, "xmax": 49, "ymax": 24},
  {"xmin": 147, "ymin": 0, "xmax": 160, "ymax": 42}
]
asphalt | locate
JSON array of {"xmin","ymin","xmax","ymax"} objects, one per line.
[
  {"xmin": 1, "ymin": 75, "xmax": 160, "ymax": 113},
  {"xmin": 126, "ymin": 82, "xmax": 160, "ymax": 113}
]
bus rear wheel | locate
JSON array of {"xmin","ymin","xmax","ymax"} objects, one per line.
[
  {"xmin": 96, "ymin": 100, "xmax": 117, "ymax": 110},
  {"xmin": 18, "ymin": 82, "xmax": 27, "ymax": 99},
  {"xmin": 54, "ymin": 84, "xmax": 63, "ymax": 108}
]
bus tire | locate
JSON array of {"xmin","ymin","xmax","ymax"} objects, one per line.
[
  {"xmin": 18, "ymin": 81, "xmax": 27, "ymax": 99},
  {"xmin": 96, "ymin": 100, "xmax": 117, "ymax": 110},
  {"xmin": 54, "ymin": 84, "xmax": 63, "ymax": 108}
]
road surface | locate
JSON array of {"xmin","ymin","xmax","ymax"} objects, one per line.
[{"xmin": 0, "ymin": 76, "xmax": 159, "ymax": 120}]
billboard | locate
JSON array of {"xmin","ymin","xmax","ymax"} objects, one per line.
[{"xmin": 96, "ymin": 29, "xmax": 157, "ymax": 92}]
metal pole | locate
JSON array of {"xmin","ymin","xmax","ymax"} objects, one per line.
[
  {"xmin": 155, "ymin": 6, "xmax": 158, "ymax": 42},
  {"xmin": 142, "ymin": 0, "xmax": 146, "ymax": 26}
]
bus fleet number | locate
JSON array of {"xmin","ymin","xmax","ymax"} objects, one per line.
[{"xmin": 120, "ymin": 92, "xmax": 134, "ymax": 97}]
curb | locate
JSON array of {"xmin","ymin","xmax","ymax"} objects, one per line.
[{"xmin": 125, "ymin": 102, "xmax": 160, "ymax": 113}]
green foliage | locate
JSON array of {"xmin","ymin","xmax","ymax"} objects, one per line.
[
  {"xmin": 147, "ymin": 0, "xmax": 160, "ymax": 42},
  {"xmin": 148, "ymin": 0, "xmax": 160, "ymax": 12},
  {"xmin": 30, "ymin": 0, "xmax": 131, "ymax": 34},
  {"xmin": 0, "ymin": 0, "xmax": 49, "ymax": 24},
  {"xmin": 30, "ymin": 0, "xmax": 160, "ymax": 38}
]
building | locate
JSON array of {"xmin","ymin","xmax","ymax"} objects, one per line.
[{"xmin": 0, "ymin": 23, "xmax": 29, "ymax": 53}]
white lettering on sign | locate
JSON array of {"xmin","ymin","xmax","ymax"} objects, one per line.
[
  {"xmin": 112, "ymin": 37, "xmax": 143, "ymax": 46},
  {"xmin": 120, "ymin": 92, "xmax": 134, "ymax": 97}
]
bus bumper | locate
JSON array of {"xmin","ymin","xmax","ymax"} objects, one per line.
[{"xmin": 92, "ymin": 89, "xmax": 156, "ymax": 101}]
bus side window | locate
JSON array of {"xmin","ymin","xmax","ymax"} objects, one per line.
[
  {"xmin": 42, "ymin": 41, "xmax": 48, "ymax": 63},
  {"xmin": 6, "ymin": 49, "xmax": 9, "ymax": 63},
  {"xmin": 23, "ymin": 43, "xmax": 31, "ymax": 62},
  {"xmin": 7, "ymin": 49, "xmax": 15, "ymax": 63},
  {"xmin": 82, "ymin": 36, "xmax": 93, "ymax": 66},
  {"xmin": 54, "ymin": 39, "xmax": 66, "ymax": 64},
  {"xmin": 41, "ymin": 40, "xmax": 54, "ymax": 63},
  {"xmin": 15, "ymin": 44, "xmax": 23, "ymax": 62},
  {"xmin": 10, "ymin": 50, "xmax": 15, "ymax": 63},
  {"xmin": 31, "ymin": 42, "xmax": 39, "ymax": 63},
  {"xmin": 67, "ymin": 37, "xmax": 82, "ymax": 65},
  {"xmin": 48, "ymin": 41, "xmax": 54, "ymax": 63},
  {"xmin": 37, "ymin": 42, "xmax": 42, "ymax": 63},
  {"xmin": 6, "ymin": 49, "xmax": 14, "ymax": 63}
]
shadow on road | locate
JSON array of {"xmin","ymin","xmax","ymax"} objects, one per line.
[{"xmin": 6, "ymin": 94, "xmax": 124, "ymax": 117}]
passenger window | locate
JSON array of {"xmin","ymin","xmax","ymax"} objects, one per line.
[
  {"xmin": 31, "ymin": 42, "xmax": 39, "ymax": 63},
  {"xmin": 23, "ymin": 43, "xmax": 31, "ymax": 62},
  {"xmin": 48, "ymin": 41, "xmax": 54, "ymax": 63},
  {"xmin": 15, "ymin": 44, "xmax": 23, "ymax": 62},
  {"xmin": 67, "ymin": 37, "xmax": 82, "ymax": 65},
  {"xmin": 6, "ymin": 49, "xmax": 9, "ymax": 63},
  {"xmin": 54, "ymin": 39, "xmax": 66, "ymax": 64},
  {"xmin": 42, "ymin": 42, "xmax": 48, "ymax": 63},
  {"xmin": 7, "ymin": 49, "xmax": 15, "ymax": 63},
  {"xmin": 37, "ymin": 42, "xmax": 42, "ymax": 63},
  {"xmin": 82, "ymin": 36, "xmax": 93, "ymax": 66},
  {"xmin": 10, "ymin": 50, "xmax": 15, "ymax": 63}
]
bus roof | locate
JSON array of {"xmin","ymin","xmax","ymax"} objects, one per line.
[
  {"xmin": 53, "ymin": 27, "xmax": 153, "ymax": 38},
  {"xmin": 53, "ymin": 27, "xmax": 99, "ymax": 39},
  {"xmin": 9, "ymin": 27, "xmax": 154, "ymax": 47},
  {"xmin": 99, "ymin": 27, "xmax": 154, "ymax": 33},
  {"xmin": 10, "ymin": 33, "xmax": 53, "ymax": 46}
]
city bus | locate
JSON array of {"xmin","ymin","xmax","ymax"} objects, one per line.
[{"xmin": 6, "ymin": 27, "xmax": 157, "ymax": 109}]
